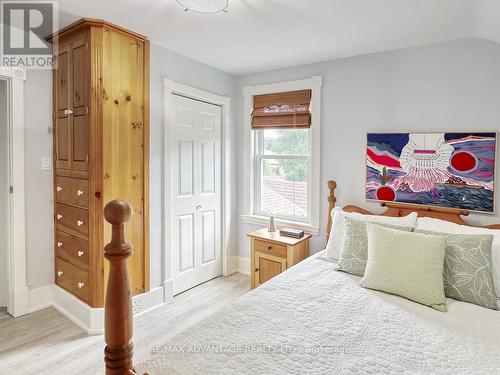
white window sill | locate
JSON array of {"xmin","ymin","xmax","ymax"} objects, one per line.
[{"xmin": 240, "ymin": 214, "xmax": 320, "ymax": 236}]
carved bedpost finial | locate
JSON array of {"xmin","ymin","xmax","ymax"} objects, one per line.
[
  {"xmin": 104, "ymin": 200, "xmax": 135, "ymax": 375},
  {"xmin": 326, "ymin": 180, "xmax": 337, "ymax": 242}
]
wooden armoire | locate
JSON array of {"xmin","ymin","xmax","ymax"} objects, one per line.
[{"xmin": 48, "ymin": 19, "xmax": 150, "ymax": 307}]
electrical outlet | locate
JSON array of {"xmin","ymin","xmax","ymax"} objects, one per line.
[
  {"xmin": 41, "ymin": 157, "xmax": 52, "ymax": 171},
  {"xmin": 132, "ymin": 299, "xmax": 142, "ymax": 315}
]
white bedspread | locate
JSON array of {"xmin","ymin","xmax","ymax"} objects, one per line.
[{"xmin": 136, "ymin": 251, "xmax": 500, "ymax": 375}]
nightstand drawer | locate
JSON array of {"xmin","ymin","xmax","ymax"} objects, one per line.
[{"xmin": 254, "ymin": 239, "xmax": 287, "ymax": 257}]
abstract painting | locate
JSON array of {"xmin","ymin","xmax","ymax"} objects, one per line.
[{"xmin": 366, "ymin": 133, "xmax": 497, "ymax": 213}]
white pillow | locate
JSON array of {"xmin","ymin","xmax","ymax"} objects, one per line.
[
  {"xmin": 416, "ymin": 216, "xmax": 500, "ymax": 298},
  {"xmin": 326, "ymin": 207, "xmax": 418, "ymax": 260},
  {"xmin": 415, "ymin": 217, "xmax": 461, "ymax": 234}
]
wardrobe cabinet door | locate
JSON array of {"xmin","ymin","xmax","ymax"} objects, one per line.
[
  {"xmin": 54, "ymin": 46, "xmax": 72, "ymax": 170},
  {"xmin": 71, "ymin": 39, "xmax": 89, "ymax": 172}
]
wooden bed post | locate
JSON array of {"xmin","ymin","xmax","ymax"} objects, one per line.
[
  {"xmin": 326, "ymin": 180, "xmax": 337, "ymax": 242},
  {"xmin": 103, "ymin": 200, "xmax": 136, "ymax": 375}
]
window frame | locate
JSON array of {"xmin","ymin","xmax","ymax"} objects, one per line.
[
  {"xmin": 253, "ymin": 129, "xmax": 312, "ymax": 223},
  {"xmin": 241, "ymin": 76, "xmax": 322, "ymax": 235}
]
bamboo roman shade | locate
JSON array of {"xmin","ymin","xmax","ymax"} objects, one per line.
[{"xmin": 251, "ymin": 89, "xmax": 312, "ymax": 130}]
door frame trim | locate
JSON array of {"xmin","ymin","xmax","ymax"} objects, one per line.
[
  {"xmin": 163, "ymin": 78, "xmax": 231, "ymax": 298},
  {"xmin": 0, "ymin": 67, "xmax": 28, "ymax": 317}
]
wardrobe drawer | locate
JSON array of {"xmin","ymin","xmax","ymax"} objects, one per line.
[
  {"xmin": 254, "ymin": 239, "xmax": 287, "ymax": 258},
  {"xmin": 55, "ymin": 176, "xmax": 89, "ymax": 208},
  {"xmin": 55, "ymin": 203, "xmax": 89, "ymax": 236},
  {"xmin": 55, "ymin": 230, "xmax": 89, "ymax": 270},
  {"xmin": 55, "ymin": 257, "xmax": 90, "ymax": 304}
]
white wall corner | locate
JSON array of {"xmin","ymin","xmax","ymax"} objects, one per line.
[
  {"xmin": 235, "ymin": 257, "xmax": 251, "ymax": 276},
  {"xmin": 28, "ymin": 284, "xmax": 54, "ymax": 313}
]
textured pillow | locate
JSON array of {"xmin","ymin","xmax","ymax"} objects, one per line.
[
  {"xmin": 416, "ymin": 217, "xmax": 500, "ymax": 299},
  {"xmin": 448, "ymin": 225, "xmax": 500, "ymax": 300},
  {"xmin": 415, "ymin": 229, "xmax": 498, "ymax": 310},
  {"xmin": 338, "ymin": 218, "xmax": 413, "ymax": 276},
  {"xmin": 326, "ymin": 208, "xmax": 418, "ymax": 260},
  {"xmin": 361, "ymin": 225, "xmax": 447, "ymax": 312}
]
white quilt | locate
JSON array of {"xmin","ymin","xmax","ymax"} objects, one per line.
[{"xmin": 136, "ymin": 252, "xmax": 500, "ymax": 375}]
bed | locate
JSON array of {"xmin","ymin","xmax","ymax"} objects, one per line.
[{"xmin": 102, "ymin": 180, "xmax": 500, "ymax": 375}]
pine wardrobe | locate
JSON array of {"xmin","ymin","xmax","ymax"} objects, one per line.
[{"xmin": 48, "ymin": 19, "xmax": 150, "ymax": 307}]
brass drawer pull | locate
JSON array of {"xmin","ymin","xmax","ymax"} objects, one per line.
[
  {"xmin": 76, "ymin": 190, "xmax": 84, "ymax": 196},
  {"xmin": 77, "ymin": 250, "xmax": 84, "ymax": 257},
  {"xmin": 57, "ymin": 270, "xmax": 64, "ymax": 276},
  {"xmin": 57, "ymin": 241, "xmax": 63, "ymax": 248},
  {"xmin": 76, "ymin": 220, "xmax": 84, "ymax": 226},
  {"xmin": 77, "ymin": 282, "xmax": 85, "ymax": 289},
  {"xmin": 56, "ymin": 214, "xmax": 63, "ymax": 220},
  {"xmin": 56, "ymin": 186, "xmax": 63, "ymax": 192}
]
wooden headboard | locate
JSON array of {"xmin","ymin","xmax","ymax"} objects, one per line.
[{"xmin": 326, "ymin": 180, "xmax": 500, "ymax": 241}]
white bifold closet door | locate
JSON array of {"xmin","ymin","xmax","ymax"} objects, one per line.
[{"xmin": 171, "ymin": 94, "xmax": 222, "ymax": 295}]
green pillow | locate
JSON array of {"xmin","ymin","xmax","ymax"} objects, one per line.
[
  {"xmin": 338, "ymin": 217, "xmax": 413, "ymax": 276},
  {"xmin": 361, "ymin": 225, "xmax": 447, "ymax": 312},
  {"xmin": 415, "ymin": 229, "xmax": 498, "ymax": 310}
]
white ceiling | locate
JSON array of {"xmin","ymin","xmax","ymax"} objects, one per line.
[{"xmin": 57, "ymin": 0, "xmax": 500, "ymax": 75}]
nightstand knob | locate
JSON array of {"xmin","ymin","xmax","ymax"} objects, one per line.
[
  {"xmin": 267, "ymin": 246, "xmax": 272, "ymax": 251},
  {"xmin": 255, "ymin": 268, "xmax": 259, "ymax": 272}
]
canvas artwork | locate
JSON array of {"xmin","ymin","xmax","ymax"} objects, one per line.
[{"xmin": 366, "ymin": 132, "xmax": 497, "ymax": 213}]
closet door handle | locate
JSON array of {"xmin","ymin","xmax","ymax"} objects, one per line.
[
  {"xmin": 56, "ymin": 214, "xmax": 63, "ymax": 220},
  {"xmin": 57, "ymin": 241, "xmax": 63, "ymax": 248},
  {"xmin": 63, "ymin": 109, "xmax": 69, "ymax": 115}
]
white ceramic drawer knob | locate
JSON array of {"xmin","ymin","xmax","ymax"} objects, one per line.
[
  {"xmin": 76, "ymin": 190, "xmax": 84, "ymax": 196},
  {"xmin": 56, "ymin": 186, "xmax": 63, "ymax": 192},
  {"xmin": 77, "ymin": 282, "xmax": 85, "ymax": 289},
  {"xmin": 77, "ymin": 250, "xmax": 84, "ymax": 257},
  {"xmin": 56, "ymin": 214, "xmax": 63, "ymax": 220},
  {"xmin": 57, "ymin": 271, "xmax": 64, "ymax": 276},
  {"xmin": 57, "ymin": 241, "xmax": 63, "ymax": 248},
  {"xmin": 76, "ymin": 220, "xmax": 84, "ymax": 226}
]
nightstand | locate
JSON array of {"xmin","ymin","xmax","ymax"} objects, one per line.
[{"xmin": 248, "ymin": 228, "xmax": 311, "ymax": 289}]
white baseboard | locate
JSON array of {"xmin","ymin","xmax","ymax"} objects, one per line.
[
  {"xmin": 233, "ymin": 256, "xmax": 250, "ymax": 276},
  {"xmin": 27, "ymin": 284, "xmax": 167, "ymax": 335}
]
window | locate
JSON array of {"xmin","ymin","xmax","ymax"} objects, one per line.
[
  {"xmin": 254, "ymin": 128, "xmax": 311, "ymax": 222},
  {"xmin": 242, "ymin": 77, "xmax": 322, "ymax": 234}
]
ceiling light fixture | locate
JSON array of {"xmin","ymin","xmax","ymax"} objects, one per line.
[{"xmin": 176, "ymin": 0, "xmax": 229, "ymax": 13}]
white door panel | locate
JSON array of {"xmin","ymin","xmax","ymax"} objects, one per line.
[{"xmin": 171, "ymin": 94, "xmax": 222, "ymax": 295}]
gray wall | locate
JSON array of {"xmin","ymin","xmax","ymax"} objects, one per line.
[
  {"xmin": 24, "ymin": 70, "xmax": 54, "ymax": 288},
  {"xmin": 23, "ymin": 43, "xmax": 236, "ymax": 289},
  {"xmin": 235, "ymin": 38, "xmax": 500, "ymax": 259}
]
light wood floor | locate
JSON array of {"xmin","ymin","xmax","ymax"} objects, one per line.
[{"xmin": 0, "ymin": 273, "xmax": 249, "ymax": 375}]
